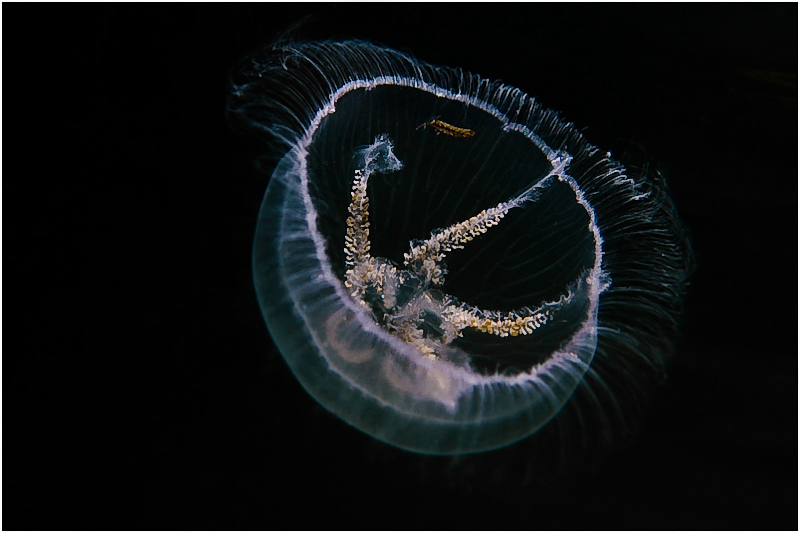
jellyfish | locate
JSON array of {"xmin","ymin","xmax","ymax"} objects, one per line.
[{"xmin": 229, "ymin": 40, "xmax": 690, "ymax": 454}]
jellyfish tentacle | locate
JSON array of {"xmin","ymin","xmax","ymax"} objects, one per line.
[{"xmin": 243, "ymin": 40, "xmax": 690, "ymax": 454}]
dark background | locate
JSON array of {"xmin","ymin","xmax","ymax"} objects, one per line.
[{"xmin": 5, "ymin": 3, "xmax": 797, "ymax": 530}]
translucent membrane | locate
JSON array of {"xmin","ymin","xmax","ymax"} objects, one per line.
[{"xmin": 231, "ymin": 41, "xmax": 689, "ymax": 454}]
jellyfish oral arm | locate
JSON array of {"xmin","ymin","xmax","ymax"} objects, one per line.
[
  {"xmin": 344, "ymin": 168, "xmax": 372, "ymax": 271},
  {"xmin": 343, "ymin": 135, "xmax": 572, "ymax": 357},
  {"xmin": 403, "ymin": 202, "xmax": 517, "ymax": 286}
]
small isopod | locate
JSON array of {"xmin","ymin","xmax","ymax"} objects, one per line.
[{"xmin": 416, "ymin": 116, "xmax": 475, "ymax": 138}]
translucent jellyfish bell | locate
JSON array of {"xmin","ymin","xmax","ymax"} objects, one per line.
[{"xmin": 231, "ymin": 40, "xmax": 689, "ymax": 454}]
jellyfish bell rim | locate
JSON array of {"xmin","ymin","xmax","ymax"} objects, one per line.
[
  {"xmin": 242, "ymin": 40, "xmax": 689, "ymax": 455},
  {"xmin": 253, "ymin": 72, "xmax": 605, "ymax": 454}
]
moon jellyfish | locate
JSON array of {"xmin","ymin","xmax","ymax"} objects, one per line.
[{"xmin": 230, "ymin": 40, "xmax": 690, "ymax": 454}]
